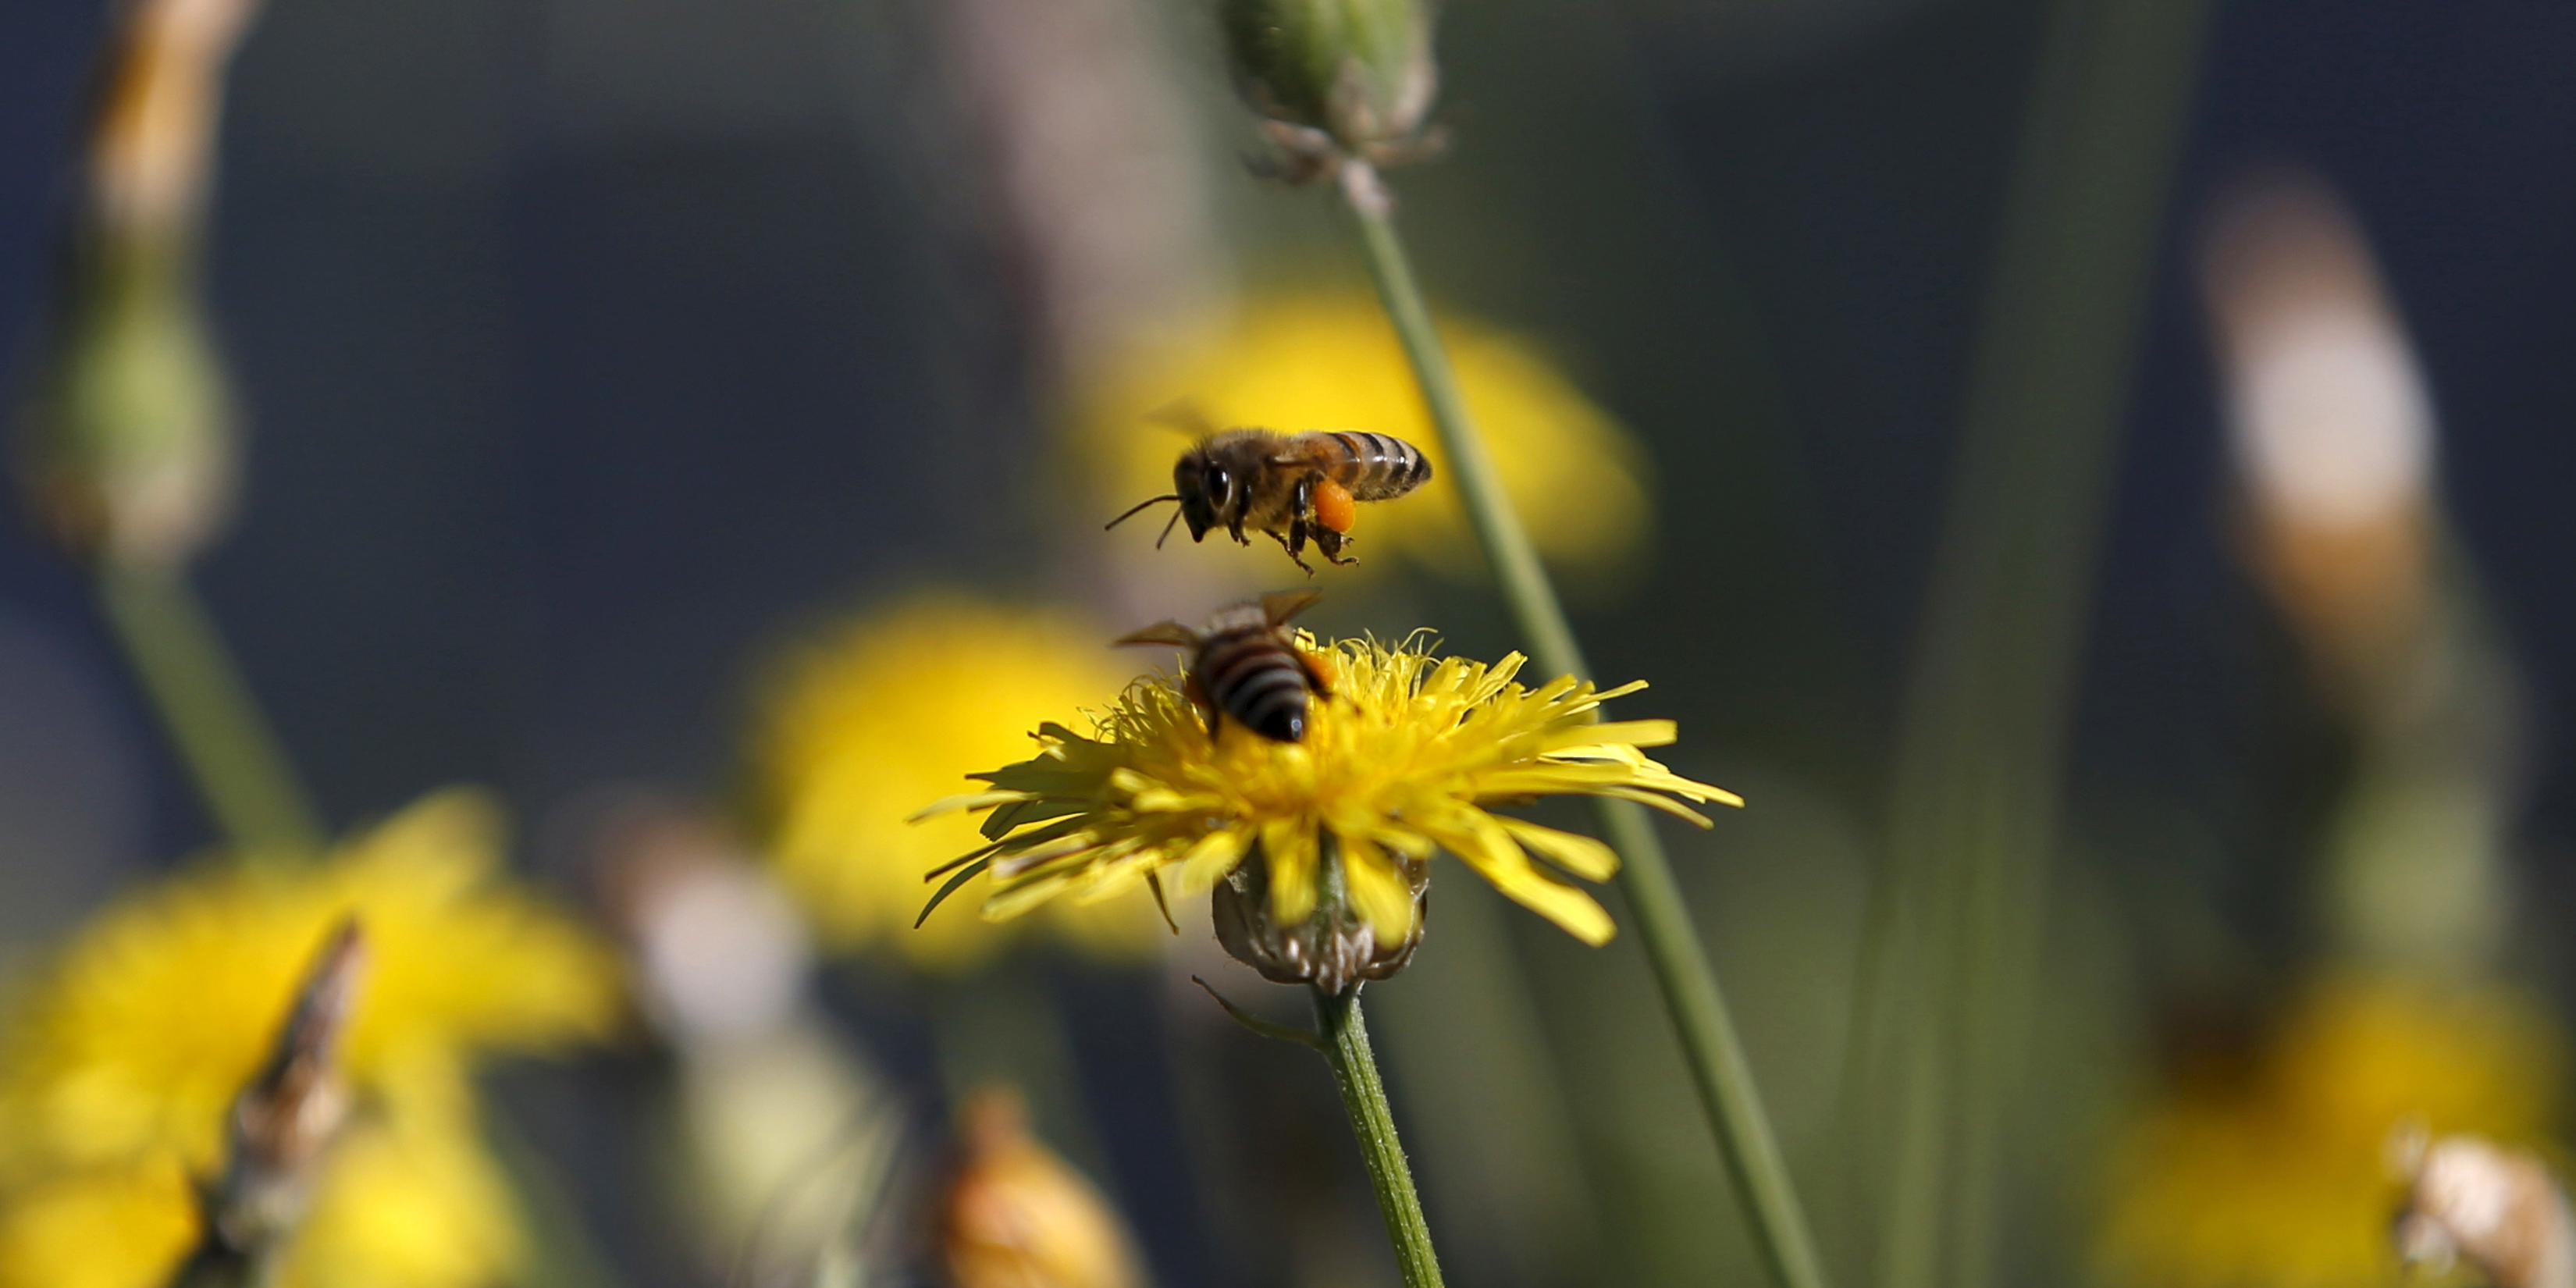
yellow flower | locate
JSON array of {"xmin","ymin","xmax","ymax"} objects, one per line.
[
  {"xmin": 753, "ymin": 595, "xmax": 1170, "ymax": 972},
  {"xmin": 1082, "ymin": 294, "xmax": 1651, "ymax": 578},
  {"xmin": 0, "ymin": 1162, "xmax": 194, "ymax": 1288},
  {"xmin": 0, "ymin": 789, "xmax": 621, "ymax": 1288},
  {"xmin": 2097, "ymin": 973, "xmax": 2564, "ymax": 1288},
  {"xmin": 920, "ymin": 635, "xmax": 1738, "ymax": 951}
]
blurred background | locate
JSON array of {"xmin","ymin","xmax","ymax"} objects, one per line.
[{"xmin": 4, "ymin": 0, "xmax": 2576, "ymax": 1286}]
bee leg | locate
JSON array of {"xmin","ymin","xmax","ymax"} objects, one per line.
[
  {"xmin": 1268, "ymin": 528, "xmax": 1318, "ymax": 577},
  {"xmin": 1316, "ymin": 527, "xmax": 1359, "ymax": 567},
  {"xmin": 1294, "ymin": 648, "xmax": 1336, "ymax": 699},
  {"xmin": 1185, "ymin": 673, "xmax": 1222, "ymax": 740}
]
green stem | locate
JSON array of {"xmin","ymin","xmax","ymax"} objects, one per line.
[
  {"xmin": 1864, "ymin": 1, "xmax": 2213, "ymax": 1286},
  {"xmin": 1340, "ymin": 162, "xmax": 1829, "ymax": 1288},
  {"xmin": 98, "ymin": 559, "xmax": 325, "ymax": 856},
  {"xmin": 1313, "ymin": 986, "xmax": 1445, "ymax": 1288}
]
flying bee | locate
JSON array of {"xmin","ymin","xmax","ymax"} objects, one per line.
[
  {"xmin": 1106, "ymin": 417, "xmax": 1435, "ymax": 575},
  {"xmin": 1115, "ymin": 589, "xmax": 1333, "ymax": 743}
]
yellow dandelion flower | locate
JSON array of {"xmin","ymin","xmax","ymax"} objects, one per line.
[
  {"xmin": 284, "ymin": 1112, "xmax": 525, "ymax": 1288},
  {"xmin": 2098, "ymin": 973, "xmax": 2564, "ymax": 1288},
  {"xmin": 0, "ymin": 1118, "xmax": 524, "ymax": 1288},
  {"xmin": 0, "ymin": 1161, "xmax": 195, "ymax": 1288},
  {"xmin": 0, "ymin": 788, "xmax": 620, "ymax": 1288},
  {"xmin": 753, "ymin": 595, "xmax": 1170, "ymax": 972},
  {"xmin": 918, "ymin": 635, "xmax": 1738, "ymax": 961},
  {"xmin": 1082, "ymin": 294, "xmax": 1651, "ymax": 577}
]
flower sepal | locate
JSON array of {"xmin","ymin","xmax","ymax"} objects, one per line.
[{"xmin": 1212, "ymin": 834, "xmax": 1427, "ymax": 994}]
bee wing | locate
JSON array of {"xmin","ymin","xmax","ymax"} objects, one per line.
[
  {"xmin": 1260, "ymin": 588, "xmax": 1325, "ymax": 625},
  {"xmin": 1113, "ymin": 621, "xmax": 1200, "ymax": 649},
  {"xmin": 1144, "ymin": 399, "xmax": 1220, "ymax": 439}
]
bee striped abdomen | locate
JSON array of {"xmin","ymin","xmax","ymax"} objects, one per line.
[
  {"xmin": 1325, "ymin": 432, "xmax": 1433, "ymax": 500},
  {"xmin": 1197, "ymin": 628, "xmax": 1314, "ymax": 742}
]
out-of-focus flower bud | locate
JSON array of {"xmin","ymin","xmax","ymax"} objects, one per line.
[
  {"xmin": 1210, "ymin": 844, "xmax": 1426, "ymax": 995},
  {"xmin": 20, "ymin": 235, "xmax": 237, "ymax": 568},
  {"xmin": 941, "ymin": 1087, "xmax": 1144, "ymax": 1288},
  {"xmin": 1220, "ymin": 0, "xmax": 1437, "ymax": 160},
  {"xmin": 17, "ymin": 0, "xmax": 258, "ymax": 569}
]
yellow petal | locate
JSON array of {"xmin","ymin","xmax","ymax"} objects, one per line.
[
  {"xmin": 1591, "ymin": 787, "xmax": 1721, "ymax": 825},
  {"xmin": 989, "ymin": 831, "xmax": 1100, "ymax": 879},
  {"xmin": 1432, "ymin": 810, "xmax": 1617, "ymax": 945},
  {"xmin": 908, "ymin": 790, "xmax": 1036, "ymax": 823},
  {"xmin": 1496, "ymin": 819, "xmax": 1620, "ymax": 881},
  {"xmin": 1547, "ymin": 719, "xmax": 1676, "ymax": 749},
  {"xmin": 1338, "ymin": 834, "xmax": 1416, "ymax": 949},
  {"xmin": 1176, "ymin": 828, "xmax": 1251, "ymax": 895},
  {"xmin": 1261, "ymin": 817, "xmax": 1319, "ymax": 927},
  {"xmin": 984, "ymin": 870, "xmax": 1083, "ymax": 922}
]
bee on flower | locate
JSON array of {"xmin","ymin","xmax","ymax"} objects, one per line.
[{"xmin": 916, "ymin": 631, "xmax": 1738, "ymax": 993}]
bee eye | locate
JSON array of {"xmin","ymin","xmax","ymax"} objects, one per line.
[{"xmin": 1204, "ymin": 467, "xmax": 1233, "ymax": 503}]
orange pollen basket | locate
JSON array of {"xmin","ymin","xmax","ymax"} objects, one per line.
[{"xmin": 1314, "ymin": 478, "xmax": 1358, "ymax": 533}]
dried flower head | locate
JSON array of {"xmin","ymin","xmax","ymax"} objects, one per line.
[
  {"xmin": 0, "ymin": 789, "xmax": 621, "ymax": 1288},
  {"xmin": 918, "ymin": 635, "xmax": 1737, "ymax": 985}
]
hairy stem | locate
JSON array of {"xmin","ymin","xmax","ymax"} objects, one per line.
[
  {"xmin": 1340, "ymin": 160, "xmax": 1829, "ymax": 1288},
  {"xmin": 1314, "ymin": 987, "xmax": 1444, "ymax": 1288}
]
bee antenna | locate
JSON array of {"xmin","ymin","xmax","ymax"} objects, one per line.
[
  {"xmin": 1155, "ymin": 507, "xmax": 1185, "ymax": 550},
  {"xmin": 1106, "ymin": 494, "xmax": 1180, "ymax": 531}
]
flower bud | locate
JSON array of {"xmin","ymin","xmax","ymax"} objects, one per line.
[
  {"xmin": 942, "ymin": 1087, "xmax": 1144, "ymax": 1288},
  {"xmin": 1219, "ymin": 0, "xmax": 1436, "ymax": 155},
  {"xmin": 19, "ymin": 233, "xmax": 236, "ymax": 568},
  {"xmin": 1211, "ymin": 839, "xmax": 1427, "ymax": 994}
]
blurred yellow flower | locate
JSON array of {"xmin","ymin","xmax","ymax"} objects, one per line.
[
  {"xmin": 1082, "ymin": 293, "xmax": 1651, "ymax": 578},
  {"xmin": 920, "ymin": 635, "xmax": 1736, "ymax": 950},
  {"xmin": 753, "ymin": 595, "xmax": 1169, "ymax": 972},
  {"xmin": 2098, "ymin": 973, "xmax": 2564, "ymax": 1288},
  {"xmin": 0, "ymin": 788, "xmax": 621, "ymax": 1288},
  {"xmin": 0, "ymin": 1161, "xmax": 194, "ymax": 1288}
]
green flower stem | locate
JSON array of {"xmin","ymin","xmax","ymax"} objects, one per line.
[
  {"xmin": 1314, "ymin": 986, "xmax": 1445, "ymax": 1288},
  {"xmin": 1863, "ymin": 1, "xmax": 2213, "ymax": 1286},
  {"xmin": 1340, "ymin": 162, "xmax": 1829, "ymax": 1288},
  {"xmin": 98, "ymin": 559, "xmax": 324, "ymax": 856}
]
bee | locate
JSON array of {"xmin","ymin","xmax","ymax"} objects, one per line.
[
  {"xmin": 1115, "ymin": 589, "xmax": 1332, "ymax": 742},
  {"xmin": 1106, "ymin": 418, "xmax": 1435, "ymax": 575}
]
